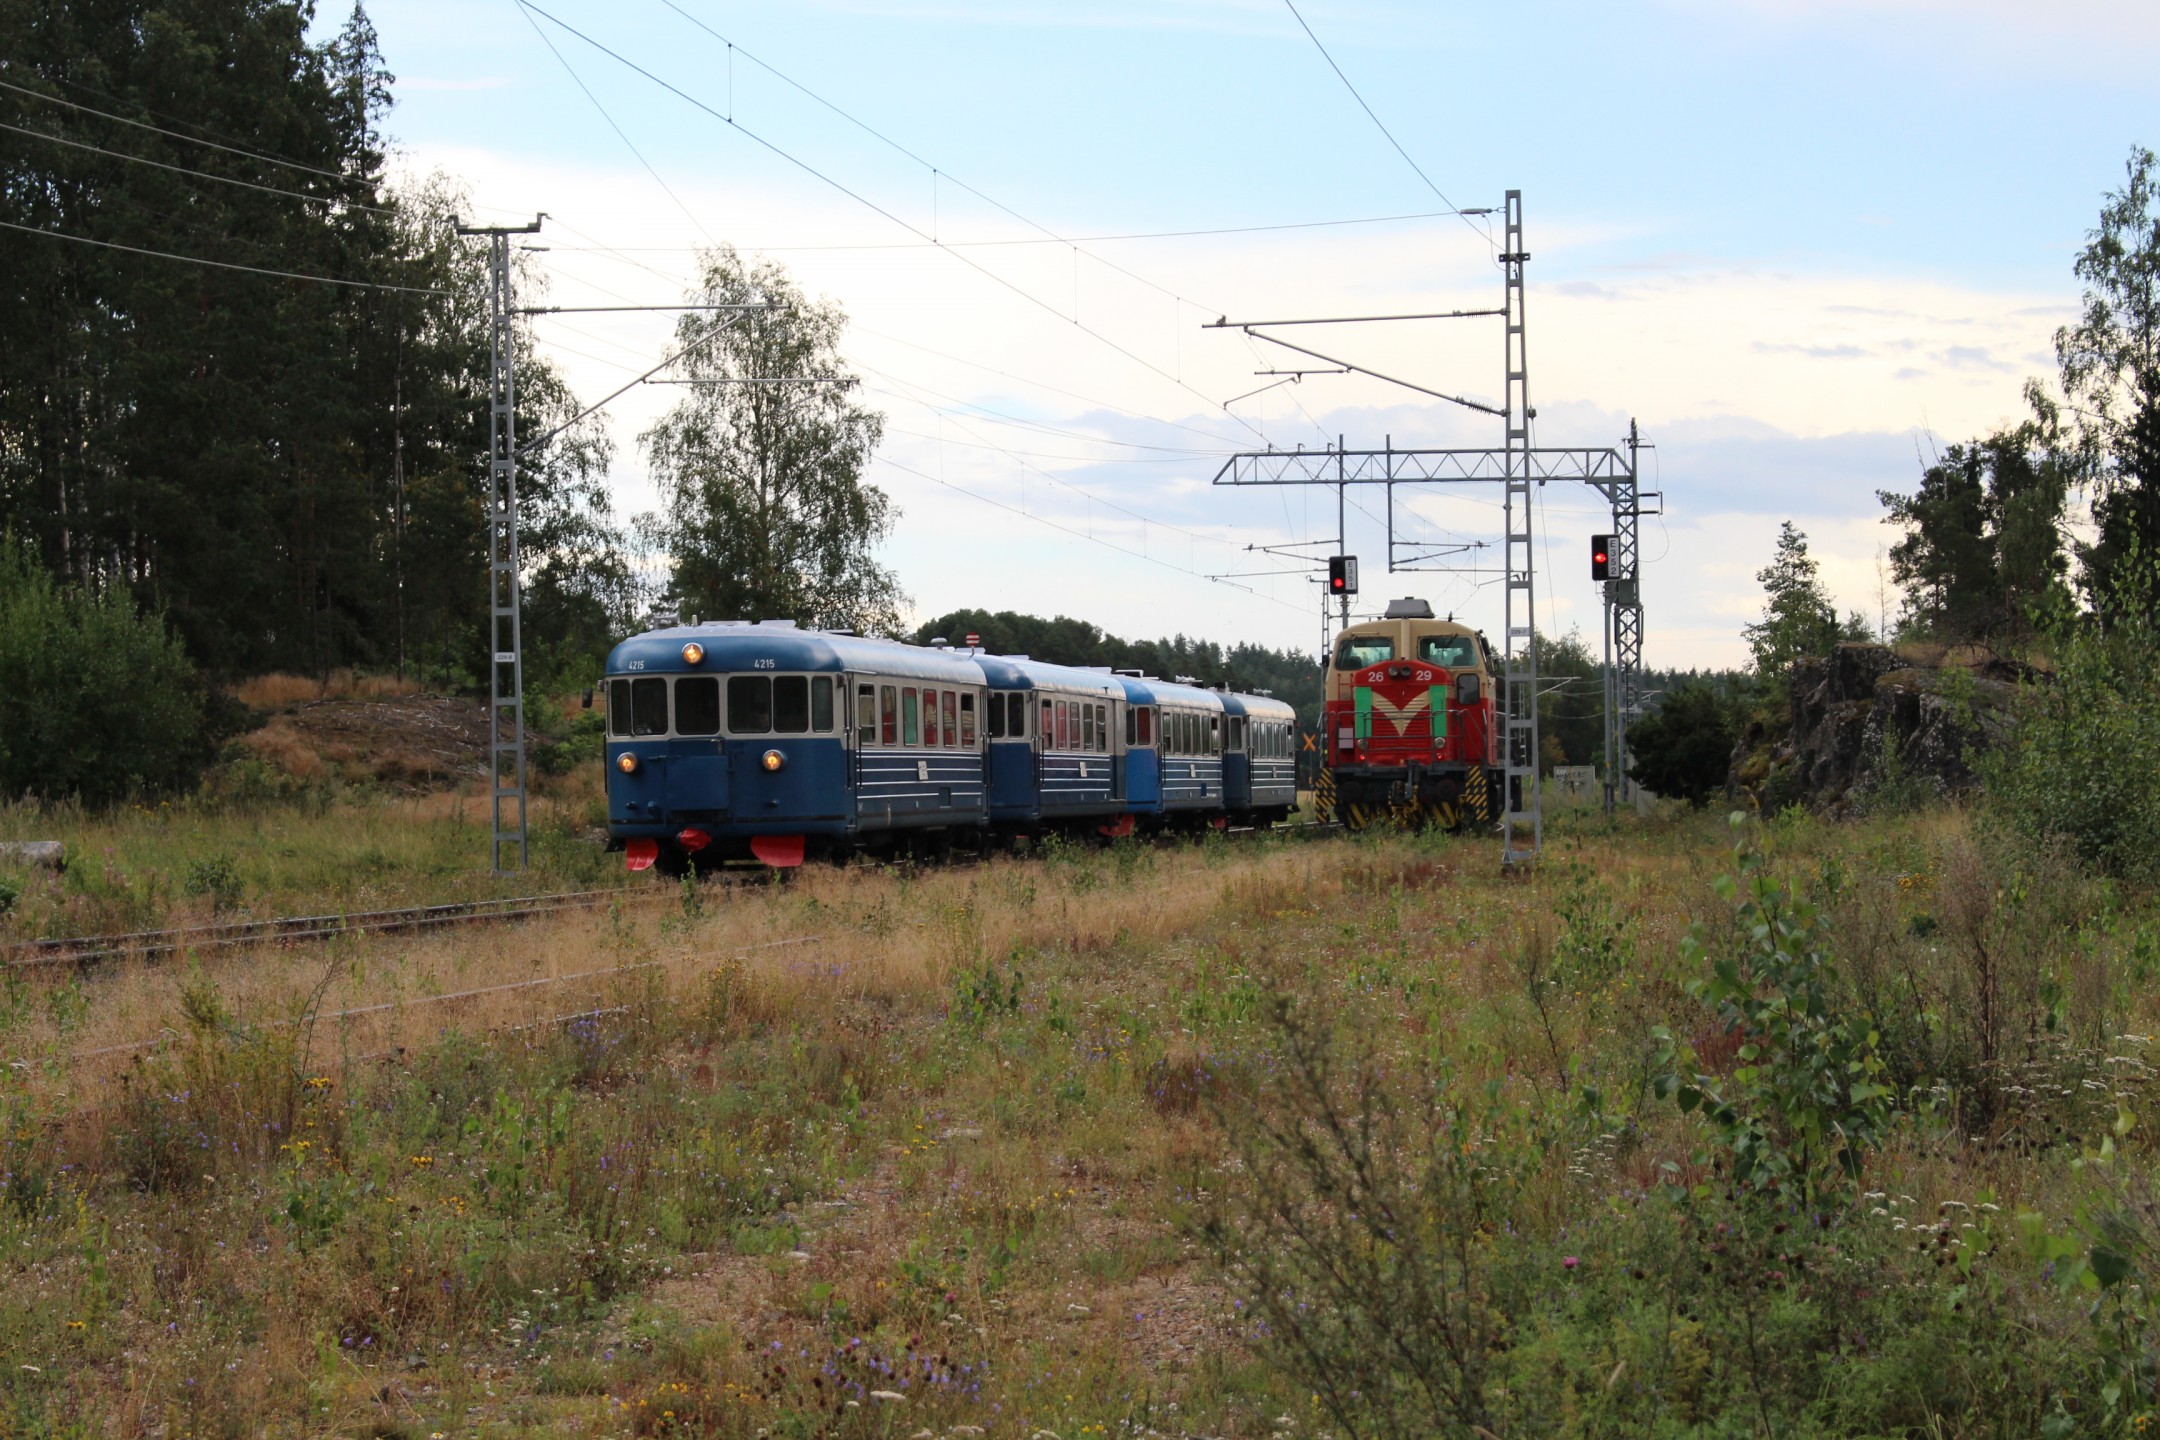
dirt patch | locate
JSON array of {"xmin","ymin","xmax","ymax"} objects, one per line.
[{"xmin": 236, "ymin": 694, "xmax": 489, "ymax": 791}]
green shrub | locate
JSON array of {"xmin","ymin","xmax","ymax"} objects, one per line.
[
  {"xmin": 1626, "ymin": 682, "xmax": 1740, "ymax": 806},
  {"xmin": 1983, "ymin": 601, "xmax": 2160, "ymax": 878},
  {"xmin": 1655, "ymin": 817, "xmax": 1894, "ymax": 1204},
  {"xmin": 0, "ymin": 535, "xmax": 207, "ymax": 804}
]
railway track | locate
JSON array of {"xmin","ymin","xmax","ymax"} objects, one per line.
[
  {"xmin": 6, "ymin": 888, "xmax": 664, "ymax": 970},
  {"xmin": 10, "ymin": 818, "xmax": 1342, "ymax": 971}
]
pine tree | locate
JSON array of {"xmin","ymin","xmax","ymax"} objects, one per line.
[{"xmin": 1742, "ymin": 522, "xmax": 1844, "ymax": 682}]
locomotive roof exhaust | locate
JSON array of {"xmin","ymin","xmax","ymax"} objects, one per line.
[{"xmin": 1383, "ymin": 597, "xmax": 1436, "ymax": 619}]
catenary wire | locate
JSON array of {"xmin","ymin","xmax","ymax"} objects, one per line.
[
  {"xmin": 0, "ymin": 215, "xmax": 450, "ymax": 294},
  {"xmin": 1279, "ymin": 0, "xmax": 1495, "ymax": 255},
  {"xmin": 513, "ymin": 0, "xmax": 725, "ymax": 251},
  {"xmin": 0, "ymin": 74, "xmax": 362, "ymax": 184},
  {"xmin": 540, "ymin": 208, "xmax": 1468, "ymax": 251},
  {"xmin": 516, "ymin": 0, "xmax": 1271, "ymax": 441},
  {"xmin": 0, "ymin": 119, "xmax": 396, "ymax": 213},
  {"xmin": 878, "ymin": 454, "xmax": 1306, "ymax": 614}
]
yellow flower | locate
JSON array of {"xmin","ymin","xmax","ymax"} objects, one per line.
[{"xmin": 409, "ymin": 1155, "xmax": 434, "ymax": 1168}]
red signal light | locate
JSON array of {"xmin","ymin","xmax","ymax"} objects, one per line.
[{"xmin": 1591, "ymin": 534, "xmax": 1614, "ymax": 582}]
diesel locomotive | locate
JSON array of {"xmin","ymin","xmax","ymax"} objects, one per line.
[
  {"xmin": 1317, "ymin": 596, "xmax": 1503, "ymax": 831},
  {"xmin": 602, "ymin": 620, "xmax": 1297, "ymax": 870}
]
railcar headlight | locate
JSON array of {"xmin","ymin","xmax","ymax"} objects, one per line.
[
  {"xmin": 616, "ymin": 752, "xmax": 639, "ymax": 774},
  {"xmin": 681, "ymin": 641, "xmax": 705, "ymax": 665},
  {"xmin": 762, "ymin": 749, "xmax": 786, "ymax": 773}
]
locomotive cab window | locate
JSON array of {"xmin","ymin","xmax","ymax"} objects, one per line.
[
  {"xmin": 1418, "ymin": 635, "xmax": 1479, "ymax": 669},
  {"xmin": 727, "ymin": 676, "xmax": 773, "ymax": 734},
  {"xmin": 1336, "ymin": 635, "xmax": 1394, "ymax": 669},
  {"xmin": 811, "ymin": 676, "xmax": 835, "ymax": 733},
  {"xmin": 607, "ymin": 679, "xmax": 632, "ymax": 737},
  {"xmin": 625, "ymin": 677, "xmax": 668, "ymax": 737},
  {"xmin": 675, "ymin": 677, "xmax": 721, "ymax": 736},
  {"xmin": 772, "ymin": 676, "xmax": 810, "ymax": 734}
]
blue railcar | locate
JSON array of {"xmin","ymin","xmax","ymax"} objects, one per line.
[
  {"xmin": 1124, "ymin": 678, "xmax": 1227, "ymax": 826},
  {"xmin": 974, "ymin": 655, "xmax": 1129, "ymax": 837},
  {"xmin": 1221, "ymin": 691, "xmax": 1299, "ymax": 824},
  {"xmin": 602, "ymin": 621, "xmax": 990, "ymax": 869}
]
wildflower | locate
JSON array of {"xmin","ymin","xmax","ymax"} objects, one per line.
[
  {"xmin": 409, "ymin": 1155, "xmax": 434, "ymax": 1169},
  {"xmin": 1562, "ymin": 1255, "xmax": 1580, "ymax": 1270}
]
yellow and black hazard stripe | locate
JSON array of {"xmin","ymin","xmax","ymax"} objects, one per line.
[
  {"xmin": 1462, "ymin": 766, "xmax": 1494, "ymax": 826},
  {"xmin": 1315, "ymin": 766, "xmax": 1338, "ymax": 826}
]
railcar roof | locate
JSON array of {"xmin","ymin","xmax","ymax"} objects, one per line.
[
  {"xmin": 1125, "ymin": 676, "xmax": 1226, "ymax": 712},
  {"xmin": 605, "ymin": 623, "xmax": 988, "ymax": 684},
  {"xmin": 979, "ymin": 655, "xmax": 1127, "ymax": 699},
  {"xmin": 1219, "ymin": 692, "xmax": 1297, "ymax": 722}
]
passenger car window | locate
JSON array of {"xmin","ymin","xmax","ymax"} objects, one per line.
[
  {"xmin": 880, "ymin": 685, "xmax": 897, "ymax": 745},
  {"xmin": 1081, "ymin": 704, "xmax": 1094, "ymax": 752},
  {"xmin": 988, "ymin": 693, "xmax": 1006, "ymax": 739},
  {"xmin": 902, "ymin": 688, "xmax": 920, "ymax": 746},
  {"xmin": 632, "ymin": 677, "xmax": 669, "ymax": 736},
  {"xmin": 1335, "ymin": 635, "xmax": 1395, "ymax": 669},
  {"xmin": 1418, "ymin": 634, "xmax": 1478, "ymax": 668},
  {"xmin": 1137, "ymin": 707, "xmax": 1152, "ymax": 746},
  {"xmin": 675, "ymin": 677, "xmax": 720, "ymax": 736},
  {"xmin": 1041, "ymin": 699, "xmax": 1053, "ymax": 747},
  {"xmin": 923, "ymin": 688, "xmax": 941, "ymax": 746},
  {"xmin": 1011, "ymin": 694, "xmax": 1027, "ymax": 738},
  {"xmin": 774, "ymin": 676, "xmax": 810, "ymax": 734},
  {"xmin": 857, "ymin": 684, "xmax": 876, "ymax": 744},
  {"xmin": 943, "ymin": 691, "xmax": 958, "ymax": 747},
  {"xmin": 959, "ymin": 692, "xmax": 976, "ymax": 746},
  {"xmin": 608, "ymin": 679, "xmax": 632, "ymax": 737},
  {"xmin": 726, "ymin": 676, "xmax": 771, "ymax": 734},
  {"xmin": 812, "ymin": 676, "xmax": 835, "ymax": 733}
]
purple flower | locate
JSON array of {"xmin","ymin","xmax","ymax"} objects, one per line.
[{"xmin": 1562, "ymin": 1255, "xmax": 1580, "ymax": 1270}]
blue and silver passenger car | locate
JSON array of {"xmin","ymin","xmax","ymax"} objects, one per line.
[
  {"xmin": 1220, "ymin": 691, "xmax": 1299, "ymax": 824},
  {"xmin": 603, "ymin": 621, "xmax": 989, "ymax": 868}
]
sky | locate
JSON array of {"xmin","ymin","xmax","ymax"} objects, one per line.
[{"xmin": 343, "ymin": 0, "xmax": 2157, "ymax": 667}]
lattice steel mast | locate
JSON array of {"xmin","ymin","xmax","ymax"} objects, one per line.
[
  {"xmin": 456, "ymin": 215, "xmax": 542, "ymax": 874},
  {"xmin": 1498, "ymin": 193, "xmax": 1539, "ymax": 866}
]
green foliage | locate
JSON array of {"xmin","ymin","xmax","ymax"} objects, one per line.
[
  {"xmin": 2054, "ymin": 145, "xmax": 2160, "ymax": 606},
  {"xmin": 0, "ymin": 534, "xmax": 207, "ymax": 803},
  {"xmin": 1982, "ymin": 585, "xmax": 2160, "ymax": 878},
  {"xmin": 1742, "ymin": 522, "xmax": 1846, "ymax": 683},
  {"xmin": 531, "ymin": 709, "xmax": 606, "ymax": 776},
  {"xmin": 1626, "ymin": 681, "xmax": 1741, "ymax": 806},
  {"xmin": 1656, "ymin": 818, "xmax": 1893, "ymax": 1204},
  {"xmin": 639, "ymin": 247, "xmax": 903, "ymax": 635},
  {"xmin": 180, "ymin": 854, "xmax": 245, "ymax": 914},
  {"xmin": 0, "ymin": 20, "xmax": 630, "ymax": 681},
  {"xmin": 1878, "ymin": 423, "xmax": 2073, "ymax": 641},
  {"xmin": 1535, "ymin": 627, "xmax": 1604, "ymax": 769}
]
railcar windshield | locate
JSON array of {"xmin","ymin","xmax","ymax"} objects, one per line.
[
  {"xmin": 676, "ymin": 677, "xmax": 721, "ymax": 735},
  {"xmin": 1418, "ymin": 634, "xmax": 1480, "ymax": 668},
  {"xmin": 1336, "ymin": 635, "xmax": 1394, "ymax": 669},
  {"xmin": 607, "ymin": 677, "xmax": 668, "ymax": 737}
]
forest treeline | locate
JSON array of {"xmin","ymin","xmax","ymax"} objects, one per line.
[{"xmin": 0, "ymin": 0, "xmax": 624, "ymax": 688}]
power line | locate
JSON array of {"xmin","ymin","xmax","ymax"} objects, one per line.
[
  {"xmin": 517, "ymin": 0, "xmax": 1269, "ymax": 440},
  {"xmin": 1278, "ymin": 0, "xmax": 1495, "ymax": 253},
  {"xmin": 878, "ymin": 454, "xmax": 1306, "ymax": 614},
  {"xmin": 513, "ymin": 1, "xmax": 724, "ymax": 251},
  {"xmin": 540, "ymin": 208, "xmax": 1471, "ymax": 251},
  {"xmin": 0, "ymin": 215, "xmax": 449, "ymax": 294},
  {"xmin": 0, "ymin": 74, "xmax": 358, "ymax": 184},
  {"xmin": 0, "ymin": 118, "xmax": 395, "ymax": 213},
  {"xmin": 851, "ymin": 364, "xmax": 1233, "ymax": 457}
]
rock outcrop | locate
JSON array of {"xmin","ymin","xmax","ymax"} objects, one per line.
[{"xmin": 1727, "ymin": 642, "xmax": 2034, "ymax": 814}]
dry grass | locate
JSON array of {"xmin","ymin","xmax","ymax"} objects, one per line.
[
  {"xmin": 0, "ymin": 802, "xmax": 2147, "ymax": 1434},
  {"xmin": 229, "ymin": 670, "xmax": 424, "ymax": 710}
]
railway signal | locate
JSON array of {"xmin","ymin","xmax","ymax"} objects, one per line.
[
  {"xmin": 1591, "ymin": 534, "xmax": 1613, "ymax": 582},
  {"xmin": 1327, "ymin": 554, "xmax": 1359, "ymax": 596}
]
